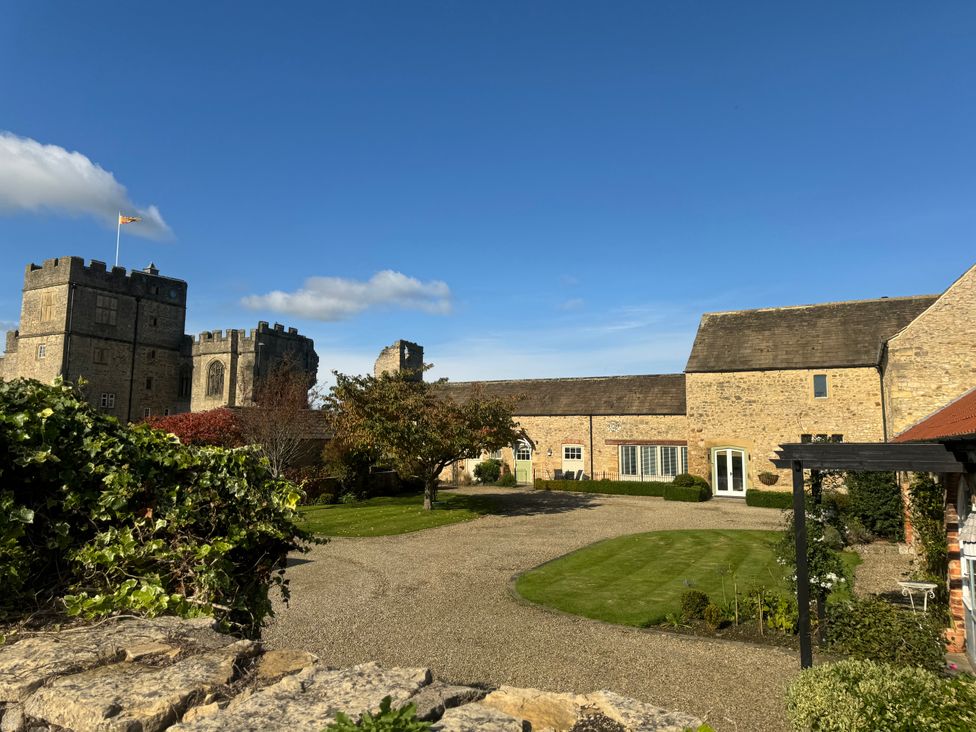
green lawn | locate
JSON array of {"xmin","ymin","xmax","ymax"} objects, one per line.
[
  {"xmin": 516, "ymin": 529, "xmax": 860, "ymax": 627},
  {"xmin": 298, "ymin": 492, "xmax": 500, "ymax": 537}
]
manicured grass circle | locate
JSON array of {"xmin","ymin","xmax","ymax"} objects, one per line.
[
  {"xmin": 298, "ymin": 492, "xmax": 499, "ymax": 537},
  {"xmin": 515, "ymin": 529, "xmax": 789, "ymax": 627}
]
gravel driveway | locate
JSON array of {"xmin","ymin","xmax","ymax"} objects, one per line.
[{"xmin": 265, "ymin": 487, "xmax": 795, "ymax": 731}]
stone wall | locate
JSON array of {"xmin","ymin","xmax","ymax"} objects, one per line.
[
  {"xmin": 0, "ymin": 617, "xmax": 701, "ymax": 732},
  {"xmin": 685, "ymin": 367, "xmax": 886, "ymax": 489},
  {"xmin": 374, "ymin": 340, "xmax": 424, "ymax": 380},
  {"xmin": 449, "ymin": 413, "xmax": 688, "ymax": 482},
  {"xmin": 883, "ymin": 263, "xmax": 976, "ymax": 437}
]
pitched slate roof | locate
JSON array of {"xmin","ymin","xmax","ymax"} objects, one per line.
[
  {"xmin": 685, "ymin": 295, "xmax": 938, "ymax": 373},
  {"xmin": 440, "ymin": 374, "xmax": 686, "ymax": 416},
  {"xmin": 894, "ymin": 387, "xmax": 976, "ymax": 443}
]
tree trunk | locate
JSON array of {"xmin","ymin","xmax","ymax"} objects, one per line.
[{"xmin": 423, "ymin": 477, "xmax": 439, "ymax": 510}]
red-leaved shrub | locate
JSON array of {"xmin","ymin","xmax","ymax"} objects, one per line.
[{"xmin": 145, "ymin": 408, "xmax": 244, "ymax": 448}]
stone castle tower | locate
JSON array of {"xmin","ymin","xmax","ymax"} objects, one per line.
[
  {"xmin": 0, "ymin": 256, "xmax": 317, "ymax": 420},
  {"xmin": 373, "ymin": 339, "xmax": 424, "ymax": 381}
]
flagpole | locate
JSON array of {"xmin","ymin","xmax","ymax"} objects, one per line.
[{"xmin": 115, "ymin": 211, "xmax": 121, "ymax": 267}]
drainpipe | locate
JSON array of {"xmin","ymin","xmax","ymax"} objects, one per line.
[
  {"xmin": 589, "ymin": 415, "xmax": 594, "ymax": 478},
  {"xmin": 878, "ymin": 343, "xmax": 889, "ymax": 443},
  {"xmin": 61, "ymin": 284, "xmax": 76, "ymax": 380},
  {"xmin": 126, "ymin": 297, "xmax": 141, "ymax": 423}
]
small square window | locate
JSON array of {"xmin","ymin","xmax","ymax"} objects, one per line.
[
  {"xmin": 36, "ymin": 343, "xmax": 46, "ymax": 360},
  {"xmin": 831, "ymin": 434, "xmax": 844, "ymax": 443},
  {"xmin": 93, "ymin": 347, "xmax": 108, "ymax": 364},
  {"xmin": 100, "ymin": 392, "xmax": 116, "ymax": 409},
  {"xmin": 143, "ymin": 407, "xmax": 151, "ymax": 418},
  {"xmin": 563, "ymin": 446, "xmax": 583, "ymax": 461},
  {"xmin": 813, "ymin": 374, "xmax": 828, "ymax": 399},
  {"xmin": 163, "ymin": 408, "xmax": 170, "ymax": 416},
  {"xmin": 800, "ymin": 434, "xmax": 812, "ymax": 443}
]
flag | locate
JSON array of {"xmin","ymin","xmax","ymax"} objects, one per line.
[{"xmin": 119, "ymin": 214, "xmax": 142, "ymax": 225}]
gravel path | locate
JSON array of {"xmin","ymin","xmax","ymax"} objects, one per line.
[{"xmin": 265, "ymin": 488, "xmax": 795, "ymax": 731}]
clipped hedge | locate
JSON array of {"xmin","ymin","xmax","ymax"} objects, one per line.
[
  {"xmin": 787, "ymin": 659, "xmax": 976, "ymax": 732},
  {"xmin": 0, "ymin": 378, "xmax": 309, "ymax": 636},
  {"xmin": 533, "ymin": 479, "xmax": 670, "ymax": 497},
  {"xmin": 746, "ymin": 489, "xmax": 794, "ymax": 509},
  {"xmin": 663, "ymin": 483, "xmax": 711, "ymax": 502}
]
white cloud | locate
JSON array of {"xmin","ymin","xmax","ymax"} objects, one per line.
[
  {"xmin": 0, "ymin": 131, "xmax": 172, "ymax": 239},
  {"xmin": 558, "ymin": 297, "xmax": 584, "ymax": 311},
  {"xmin": 242, "ymin": 271, "xmax": 453, "ymax": 321}
]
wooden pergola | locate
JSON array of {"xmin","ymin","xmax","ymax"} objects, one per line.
[{"xmin": 771, "ymin": 441, "xmax": 967, "ymax": 668}]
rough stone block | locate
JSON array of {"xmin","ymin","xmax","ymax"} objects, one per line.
[
  {"xmin": 405, "ymin": 681, "xmax": 487, "ymax": 721},
  {"xmin": 0, "ymin": 617, "xmax": 232, "ymax": 703},
  {"xmin": 171, "ymin": 661, "xmax": 431, "ymax": 731},
  {"xmin": 21, "ymin": 639, "xmax": 256, "ymax": 732},
  {"xmin": 432, "ymin": 702, "xmax": 529, "ymax": 731}
]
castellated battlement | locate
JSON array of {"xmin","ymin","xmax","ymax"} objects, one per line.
[
  {"xmin": 191, "ymin": 322, "xmax": 312, "ymax": 346},
  {"xmin": 24, "ymin": 256, "xmax": 188, "ymax": 305}
]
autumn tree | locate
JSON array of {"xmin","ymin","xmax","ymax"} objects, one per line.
[
  {"xmin": 238, "ymin": 356, "xmax": 320, "ymax": 478},
  {"xmin": 327, "ymin": 369, "xmax": 520, "ymax": 510}
]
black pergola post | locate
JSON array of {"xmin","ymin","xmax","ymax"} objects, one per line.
[{"xmin": 792, "ymin": 459, "xmax": 812, "ymax": 668}]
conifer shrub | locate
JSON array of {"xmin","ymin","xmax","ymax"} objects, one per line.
[{"xmin": 844, "ymin": 471, "xmax": 904, "ymax": 541}]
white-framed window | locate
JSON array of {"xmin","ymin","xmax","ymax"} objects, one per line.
[
  {"xmin": 163, "ymin": 408, "xmax": 170, "ymax": 416},
  {"xmin": 515, "ymin": 442, "xmax": 532, "ymax": 461},
  {"xmin": 488, "ymin": 449, "xmax": 503, "ymax": 460},
  {"xmin": 100, "ymin": 392, "xmax": 116, "ymax": 409},
  {"xmin": 143, "ymin": 407, "xmax": 151, "ymax": 418},
  {"xmin": 564, "ymin": 445, "xmax": 583, "ymax": 461},
  {"xmin": 95, "ymin": 294, "xmax": 118, "ymax": 325},
  {"xmin": 36, "ymin": 343, "xmax": 46, "ymax": 360},
  {"xmin": 618, "ymin": 444, "xmax": 688, "ymax": 480},
  {"xmin": 813, "ymin": 374, "xmax": 828, "ymax": 399}
]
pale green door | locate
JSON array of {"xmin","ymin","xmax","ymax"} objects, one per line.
[{"xmin": 514, "ymin": 440, "xmax": 533, "ymax": 484}]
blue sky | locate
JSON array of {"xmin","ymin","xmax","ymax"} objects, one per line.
[{"xmin": 1, "ymin": 2, "xmax": 974, "ymax": 384}]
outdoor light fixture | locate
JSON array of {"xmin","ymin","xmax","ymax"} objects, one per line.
[{"xmin": 547, "ymin": 448, "xmax": 553, "ymax": 457}]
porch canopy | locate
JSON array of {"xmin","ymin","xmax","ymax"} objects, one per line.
[{"xmin": 771, "ymin": 441, "xmax": 967, "ymax": 668}]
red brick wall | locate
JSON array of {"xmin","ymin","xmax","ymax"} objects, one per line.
[{"xmin": 946, "ymin": 475, "xmax": 966, "ymax": 653}]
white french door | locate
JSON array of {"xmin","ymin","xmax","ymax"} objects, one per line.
[{"xmin": 712, "ymin": 448, "xmax": 746, "ymax": 497}]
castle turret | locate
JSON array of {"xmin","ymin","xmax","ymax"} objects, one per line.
[{"xmin": 374, "ymin": 340, "xmax": 424, "ymax": 381}]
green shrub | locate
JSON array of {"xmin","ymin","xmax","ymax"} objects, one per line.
[
  {"xmin": 326, "ymin": 696, "xmax": 431, "ymax": 731},
  {"xmin": 0, "ymin": 378, "xmax": 309, "ymax": 636},
  {"xmin": 827, "ymin": 597, "xmax": 947, "ymax": 672},
  {"xmin": 497, "ymin": 472, "xmax": 518, "ymax": 487},
  {"xmin": 841, "ymin": 515, "xmax": 873, "ymax": 545},
  {"xmin": 672, "ymin": 473, "xmax": 709, "ymax": 489},
  {"xmin": 786, "ymin": 659, "xmax": 976, "ymax": 732},
  {"xmin": 473, "ymin": 458, "xmax": 502, "ymax": 484},
  {"xmin": 533, "ymin": 479, "xmax": 670, "ymax": 497},
  {"xmin": 910, "ymin": 473, "xmax": 948, "ymax": 580},
  {"xmin": 844, "ymin": 471, "xmax": 904, "ymax": 541},
  {"xmin": 745, "ymin": 489, "xmax": 793, "ymax": 509},
  {"xmin": 681, "ymin": 589, "xmax": 710, "ymax": 620},
  {"xmin": 703, "ymin": 603, "xmax": 725, "ymax": 630},
  {"xmin": 664, "ymin": 483, "xmax": 711, "ymax": 502}
]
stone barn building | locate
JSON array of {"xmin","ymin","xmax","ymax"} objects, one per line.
[{"xmin": 392, "ymin": 261, "xmax": 976, "ymax": 495}]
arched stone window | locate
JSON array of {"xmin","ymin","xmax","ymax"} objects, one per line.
[{"xmin": 206, "ymin": 360, "xmax": 225, "ymax": 397}]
